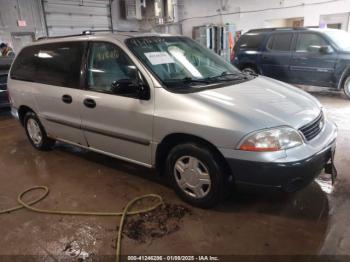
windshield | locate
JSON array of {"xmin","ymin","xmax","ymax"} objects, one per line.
[
  {"xmin": 126, "ymin": 36, "xmax": 248, "ymax": 91},
  {"xmin": 325, "ymin": 30, "xmax": 350, "ymax": 52}
]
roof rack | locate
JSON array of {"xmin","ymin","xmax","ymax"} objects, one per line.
[
  {"xmin": 36, "ymin": 29, "xmax": 119, "ymax": 41},
  {"xmin": 248, "ymin": 26, "xmax": 320, "ymax": 33},
  {"xmin": 36, "ymin": 29, "xmax": 142, "ymax": 41},
  {"xmin": 36, "ymin": 33, "xmax": 85, "ymax": 41},
  {"xmin": 81, "ymin": 29, "xmax": 115, "ymax": 35}
]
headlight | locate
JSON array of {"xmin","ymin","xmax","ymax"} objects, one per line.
[{"xmin": 238, "ymin": 127, "xmax": 303, "ymax": 152}]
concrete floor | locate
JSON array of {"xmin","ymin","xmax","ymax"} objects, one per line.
[{"xmin": 0, "ymin": 88, "xmax": 349, "ymax": 261}]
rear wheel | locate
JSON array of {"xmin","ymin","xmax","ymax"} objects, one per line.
[
  {"xmin": 343, "ymin": 75, "xmax": 350, "ymax": 99},
  {"xmin": 166, "ymin": 142, "xmax": 229, "ymax": 208},
  {"xmin": 24, "ymin": 112, "xmax": 55, "ymax": 150},
  {"xmin": 241, "ymin": 66, "xmax": 258, "ymax": 75}
]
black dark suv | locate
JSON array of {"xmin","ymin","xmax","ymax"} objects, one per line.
[{"xmin": 233, "ymin": 27, "xmax": 350, "ymax": 99}]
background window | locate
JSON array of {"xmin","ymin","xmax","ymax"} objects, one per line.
[
  {"xmin": 237, "ymin": 33, "xmax": 265, "ymax": 50},
  {"xmin": 11, "ymin": 42, "xmax": 85, "ymax": 88},
  {"xmin": 267, "ymin": 33, "xmax": 293, "ymax": 51},
  {"xmin": 296, "ymin": 34, "xmax": 327, "ymax": 53},
  {"xmin": 87, "ymin": 42, "xmax": 138, "ymax": 93}
]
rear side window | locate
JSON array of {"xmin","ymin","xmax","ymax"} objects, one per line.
[
  {"xmin": 236, "ymin": 33, "xmax": 265, "ymax": 50},
  {"xmin": 267, "ymin": 33, "xmax": 293, "ymax": 51},
  {"xmin": 11, "ymin": 42, "xmax": 85, "ymax": 88}
]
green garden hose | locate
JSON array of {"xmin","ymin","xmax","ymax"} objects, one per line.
[{"xmin": 0, "ymin": 186, "xmax": 164, "ymax": 262}]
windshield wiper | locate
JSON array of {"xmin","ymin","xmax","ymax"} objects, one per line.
[
  {"xmin": 163, "ymin": 73, "xmax": 249, "ymax": 88},
  {"xmin": 164, "ymin": 77, "xmax": 211, "ymax": 85},
  {"xmin": 182, "ymin": 77, "xmax": 211, "ymax": 84},
  {"xmin": 205, "ymin": 72, "xmax": 249, "ymax": 82}
]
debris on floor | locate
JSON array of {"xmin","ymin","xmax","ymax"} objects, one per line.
[
  {"xmin": 123, "ymin": 203, "xmax": 191, "ymax": 243},
  {"xmin": 63, "ymin": 240, "xmax": 90, "ymax": 260}
]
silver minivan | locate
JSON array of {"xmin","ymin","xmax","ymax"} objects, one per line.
[{"xmin": 8, "ymin": 32, "xmax": 337, "ymax": 207}]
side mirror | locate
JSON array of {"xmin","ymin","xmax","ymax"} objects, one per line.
[
  {"xmin": 111, "ymin": 79, "xmax": 149, "ymax": 100},
  {"xmin": 319, "ymin": 45, "xmax": 333, "ymax": 54}
]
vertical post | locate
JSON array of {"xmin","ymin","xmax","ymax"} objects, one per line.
[
  {"xmin": 40, "ymin": 0, "xmax": 49, "ymax": 37},
  {"xmin": 109, "ymin": 0, "xmax": 114, "ymax": 32}
]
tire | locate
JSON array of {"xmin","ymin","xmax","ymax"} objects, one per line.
[
  {"xmin": 166, "ymin": 142, "xmax": 229, "ymax": 208},
  {"xmin": 24, "ymin": 111, "xmax": 55, "ymax": 150},
  {"xmin": 241, "ymin": 66, "xmax": 258, "ymax": 76},
  {"xmin": 343, "ymin": 75, "xmax": 350, "ymax": 99}
]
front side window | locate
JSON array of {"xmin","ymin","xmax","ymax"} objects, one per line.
[
  {"xmin": 296, "ymin": 33, "xmax": 328, "ymax": 53},
  {"xmin": 267, "ymin": 33, "xmax": 293, "ymax": 51},
  {"xmin": 87, "ymin": 42, "xmax": 140, "ymax": 95},
  {"xmin": 11, "ymin": 42, "xmax": 85, "ymax": 88},
  {"xmin": 126, "ymin": 36, "xmax": 248, "ymax": 92}
]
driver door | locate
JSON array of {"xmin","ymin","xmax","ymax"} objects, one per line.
[{"xmin": 80, "ymin": 41, "xmax": 154, "ymax": 166}]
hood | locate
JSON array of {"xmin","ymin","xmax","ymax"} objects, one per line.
[{"xmin": 193, "ymin": 76, "xmax": 321, "ymax": 131}]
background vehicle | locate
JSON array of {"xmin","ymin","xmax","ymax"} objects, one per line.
[
  {"xmin": 0, "ymin": 57, "xmax": 13, "ymax": 108},
  {"xmin": 233, "ymin": 27, "xmax": 350, "ymax": 99}
]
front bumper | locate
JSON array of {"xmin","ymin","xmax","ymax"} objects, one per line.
[
  {"xmin": 227, "ymin": 142, "xmax": 336, "ymax": 191},
  {"xmin": 221, "ymin": 118, "xmax": 337, "ymax": 192}
]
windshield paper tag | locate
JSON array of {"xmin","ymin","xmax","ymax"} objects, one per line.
[{"xmin": 144, "ymin": 52, "xmax": 175, "ymax": 65}]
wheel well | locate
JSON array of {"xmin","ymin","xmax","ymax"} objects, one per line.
[
  {"xmin": 339, "ymin": 67, "xmax": 350, "ymax": 90},
  {"xmin": 18, "ymin": 105, "xmax": 34, "ymax": 125},
  {"xmin": 155, "ymin": 133, "xmax": 231, "ymax": 176},
  {"xmin": 239, "ymin": 63, "xmax": 258, "ymax": 73}
]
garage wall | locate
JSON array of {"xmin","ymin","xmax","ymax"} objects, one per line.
[
  {"xmin": 110, "ymin": 0, "xmax": 140, "ymax": 31},
  {"xmin": 42, "ymin": 0, "xmax": 112, "ymax": 36},
  {"xmin": 180, "ymin": 0, "xmax": 350, "ymax": 37},
  {"xmin": 0, "ymin": 0, "xmax": 46, "ymax": 51}
]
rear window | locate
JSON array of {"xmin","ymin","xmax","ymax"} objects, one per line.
[
  {"xmin": 236, "ymin": 33, "xmax": 265, "ymax": 50},
  {"xmin": 11, "ymin": 42, "xmax": 85, "ymax": 88},
  {"xmin": 267, "ymin": 33, "xmax": 293, "ymax": 51}
]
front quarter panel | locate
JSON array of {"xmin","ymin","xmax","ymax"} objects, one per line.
[
  {"xmin": 153, "ymin": 87, "xmax": 288, "ymax": 163},
  {"xmin": 154, "ymin": 87, "xmax": 245, "ymax": 148}
]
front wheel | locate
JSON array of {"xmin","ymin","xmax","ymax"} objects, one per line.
[
  {"xmin": 343, "ymin": 75, "xmax": 350, "ymax": 99},
  {"xmin": 166, "ymin": 143, "xmax": 229, "ymax": 208},
  {"xmin": 24, "ymin": 112, "xmax": 55, "ymax": 150}
]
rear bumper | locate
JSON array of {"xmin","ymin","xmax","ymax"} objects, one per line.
[{"xmin": 226, "ymin": 140, "xmax": 336, "ymax": 192}]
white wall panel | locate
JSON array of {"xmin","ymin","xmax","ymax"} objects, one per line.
[{"xmin": 180, "ymin": 0, "xmax": 350, "ymax": 37}]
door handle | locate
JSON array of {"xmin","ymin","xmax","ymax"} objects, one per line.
[
  {"xmin": 83, "ymin": 98, "xmax": 96, "ymax": 108},
  {"xmin": 62, "ymin": 94, "xmax": 72, "ymax": 104}
]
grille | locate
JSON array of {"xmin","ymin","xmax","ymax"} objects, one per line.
[{"xmin": 299, "ymin": 112, "xmax": 324, "ymax": 141}]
